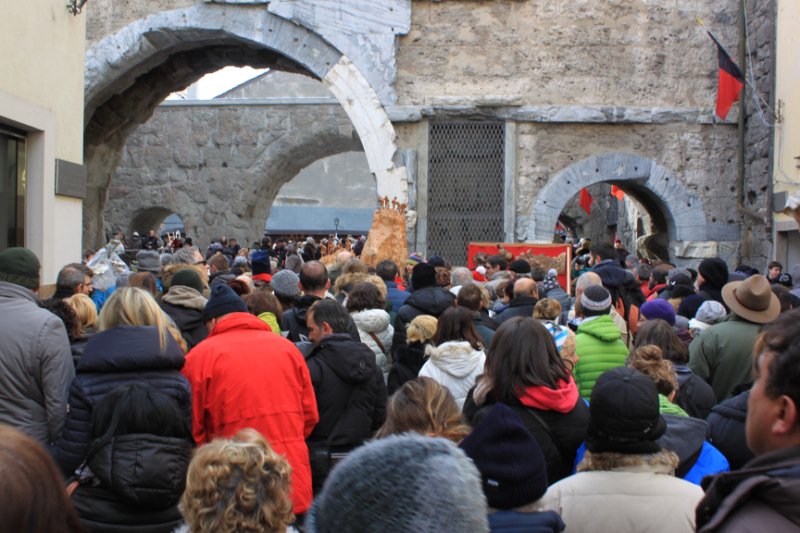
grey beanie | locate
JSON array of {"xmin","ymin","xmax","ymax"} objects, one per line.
[
  {"xmin": 306, "ymin": 434, "xmax": 489, "ymax": 533},
  {"xmin": 270, "ymin": 269, "xmax": 301, "ymax": 298},
  {"xmin": 695, "ymin": 300, "xmax": 727, "ymax": 325}
]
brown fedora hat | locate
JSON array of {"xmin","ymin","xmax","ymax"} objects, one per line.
[{"xmin": 721, "ymin": 275, "xmax": 780, "ymax": 324}]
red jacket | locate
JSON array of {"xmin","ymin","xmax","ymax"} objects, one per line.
[{"xmin": 183, "ymin": 313, "xmax": 319, "ymax": 514}]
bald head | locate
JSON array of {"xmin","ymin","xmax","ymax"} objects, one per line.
[
  {"xmin": 513, "ymin": 277, "xmax": 538, "ymax": 299},
  {"xmin": 576, "ymin": 271, "xmax": 601, "ymax": 292},
  {"xmin": 336, "ymin": 251, "xmax": 354, "ymax": 267}
]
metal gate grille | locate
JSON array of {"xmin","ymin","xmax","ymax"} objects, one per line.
[{"xmin": 427, "ymin": 121, "xmax": 505, "ymax": 265}]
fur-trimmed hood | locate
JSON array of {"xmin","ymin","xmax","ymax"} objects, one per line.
[
  {"xmin": 578, "ymin": 449, "xmax": 679, "ymax": 475},
  {"xmin": 425, "ymin": 340, "xmax": 485, "ymax": 378}
]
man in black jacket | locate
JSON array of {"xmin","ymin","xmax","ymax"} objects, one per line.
[
  {"xmin": 283, "ymin": 261, "xmax": 330, "ymax": 342},
  {"xmin": 494, "ymin": 278, "xmax": 539, "ymax": 324},
  {"xmin": 305, "ymin": 299, "xmax": 387, "ymax": 493}
]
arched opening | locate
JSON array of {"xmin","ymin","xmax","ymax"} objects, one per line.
[
  {"xmin": 266, "ymin": 151, "xmax": 375, "ymax": 239},
  {"xmin": 557, "ymin": 181, "xmax": 670, "ymax": 261},
  {"xmin": 528, "ymin": 153, "xmax": 709, "ymax": 262},
  {"xmin": 130, "ymin": 207, "xmax": 180, "ymax": 238},
  {"xmin": 84, "ymin": 4, "xmax": 407, "ymax": 248}
]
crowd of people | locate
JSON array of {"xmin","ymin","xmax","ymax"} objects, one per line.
[{"xmin": 0, "ymin": 233, "xmax": 798, "ymax": 532}]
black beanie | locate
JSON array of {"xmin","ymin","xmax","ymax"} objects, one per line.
[
  {"xmin": 586, "ymin": 367, "xmax": 667, "ymax": 455},
  {"xmin": 460, "ymin": 403, "xmax": 548, "ymax": 509},
  {"xmin": 170, "ymin": 268, "xmax": 205, "ymax": 294},
  {"xmin": 411, "ymin": 263, "xmax": 437, "ymax": 291},
  {"xmin": 201, "ymin": 284, "xmax": 247, "ymax": 322},
  {"xmin": 698, "ymin": 258, "xmax": 729, "ymax": 290}
]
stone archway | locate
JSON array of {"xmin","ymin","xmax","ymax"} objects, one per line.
[
  {"xmin": 105, "ymin": 101, "xmax": 364, "ymax": 247},
  {"xmin": 84, "ymin": 3, "xmax": 406, "ymax": 247},
  {"xmin": 527, "ymin": 153, "xmax": 709, "ymax": 251}
]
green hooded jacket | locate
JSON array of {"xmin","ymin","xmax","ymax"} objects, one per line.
[{"xmin": 574, "ymin": 315, "xmax": 629, "ymax": 399}]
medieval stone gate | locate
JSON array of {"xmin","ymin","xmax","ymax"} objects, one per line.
[{"xmin": 86, "ymin": 0, "xmax": 773, "ymax": 267}]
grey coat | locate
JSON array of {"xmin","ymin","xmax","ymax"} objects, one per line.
[{"xmin": 0, "ymin": 281, "xmax": 74, "ymax": 444}]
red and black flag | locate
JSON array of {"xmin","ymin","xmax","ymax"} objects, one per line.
[{"xmin": 708, "ymin": 31, "xmax": 744, "ymax": 120}]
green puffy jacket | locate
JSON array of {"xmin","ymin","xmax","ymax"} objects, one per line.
[{"xmin": 575, "ymin": 315, "xmax": 629, "ymax": 399}]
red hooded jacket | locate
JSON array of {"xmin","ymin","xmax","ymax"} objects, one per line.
[{"xmin": 183, "ymin": 312, "xmax": 319, "ymax": 514}]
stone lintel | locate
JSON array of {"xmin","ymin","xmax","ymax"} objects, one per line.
[{"xmin": 386, "ymin": 104, "xmax": 739, "ymax": 125}]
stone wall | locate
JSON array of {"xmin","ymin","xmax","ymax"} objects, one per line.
[
  {"xmin": 396, "ymin": 1, "xmax": 738, "ymax": 108},
  {"xmin": 105, "ymin": 102, "xmax": 362, "ymax": 247},
  {"xmin": 741, "ymin": 0, "xmax": 777, "ymax": 268}
]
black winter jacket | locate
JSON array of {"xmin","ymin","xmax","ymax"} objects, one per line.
[
  {"xmin": 306, "ymin": 334, "xmax": 387, "ymax": 448},
  {"xmin": 55, "ymin": 326, "xmax": 191, "ymax": 476},
  {"xmin": 706, "ymin": 390, "xmax": 754, "ymax": 470},
  {"xmin": 494, "ymin": 296, "xmax": 538, "ymax": 324},
  {"xmin": 463, "ymin": 392, "xmax": 589, "ymax": 485},
  {"xmin": 71, "ymin": 433, "xmax": 192, "ymax": 533},
  {"xmin": 387, "ymin": 340, "xmax": 429, "ymax": 395},
  {"xmin": 674, "ymin": 363, "xmax": 717, "ymax": 419},
  {"xmin": 282, "ymin": 295, "xmax": 322, "ymax": 342},
  {"xmin": 390, "ymin": 286, "xmax": 454, "ymax": 377}
]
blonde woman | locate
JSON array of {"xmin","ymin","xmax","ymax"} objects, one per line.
[
  {"xmin": 180, "ymin": 429, "xmax": 296, "ymax": 533},
  {"xmin": 54, "ymin": 287, "xmax": 192, "ymax": 478},
  {"xmin": 65, "ymin": 292, "xmax": 99, "ymax": 366},
  {"xmin": 375, "ymin": 376, "xmax": 470, "ymax": 444},
  {"xmin": 386, "ymin": 314, "xmax": 438, "ymax": 394}
]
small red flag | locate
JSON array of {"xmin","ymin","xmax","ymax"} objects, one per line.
[
  {"xmin": 579, "ymin": 188, "xmax": 593, "ymax": 214},
  {"xmin": 708, "ymin": 32, "xmax": 745, "ymax": 120},
  {"xmin": 610, "ymin": 185, "xmax": 625, "ymax": 200}
]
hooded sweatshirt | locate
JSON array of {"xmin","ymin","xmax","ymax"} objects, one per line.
[
  {"xmin": 350, "ymin": 308, "xmax": 394, "ymax": 381},
  {"xmin": 419, "ymin": 340, "xmax": 485, "ymax": 409},
  {"xmin": 574, "ymin": 315, "xmax": 628, "ymax": 399},
  {"xmin": 518, "ymin": 377, "xmax": 580, "ymax": 414}
]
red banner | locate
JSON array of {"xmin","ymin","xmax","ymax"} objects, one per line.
[{"xmin": 468, "ymin": 242, "xmax": 573, "ymax": 295}]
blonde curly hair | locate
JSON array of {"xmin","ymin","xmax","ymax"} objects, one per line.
[{"xmin": 180, "ymin": 429, "xmax": 294, "ymax": 533}]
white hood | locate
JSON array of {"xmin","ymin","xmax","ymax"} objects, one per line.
[{"xmin": 424, "ymin": 340, "xmax": 485, "ymax": 378}]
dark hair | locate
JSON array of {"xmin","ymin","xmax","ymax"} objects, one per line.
[
  {"xmin": 755, "ymin": 308, "xmax": 800, "ymax": 422},
  {"xmin": 432, "ymin": 306, "xmax": 482, "ymax": 351},
  {"xmin": 650, "ymin": 264, "xmax": 672, "ymax": 287},
  {"xmin": 56, "ymin": 263, "xmax": 93, "ymax": 293},
  {"xmin": 299, "ymin": 261, "xmax": 329, "ymax": 292},
  {"xmin": 129, "ymin": 271, "xmax": 159, "ymax": 298},
  {"xmin": 227, "ymin": 279, "xmax": 252, "ymax": 297},
  {"xmin": 771, "ymin": 285, "xmax": 794, "ymax": 313},
  {"xmin": 768, "ymin": 261, "xmax": 782, "ymax": 270},
  {"xmin": 376, "ymin": 259, "xmax": 398, "ymax": 282},
  {"xmin": 44, "ymin": 299, "xmax": 79, "ymax": 341},
  {"xmin": 486, "ymin": 317, "xmax": 571, "ymax": 401},
  {"xmin": 261, "ymin": 237, "xmax": 272, "ymax": 249},
  {"xmin": 456, "ymin": 283, "xmax": 483, "ymax": 312},
  {"xmin": 0, "ymin": 425, "xmax": 86, "ymax": 533},
  {"xmin": 530, "ymin": 266, "xmax": 546, "ymax": 282},
  {"xmin": 633, "ymin": 319, "xmax": 689, "ymax": 364},
  {"xmin": 346, "ymin": 282, "xmax": 385, "ymax": 313},
  {"xmin": 308, "ymin": 299, "xmax": 351, "ymax": 334},
  {"xmin": 243, "ymin": 290, "xmax": 283, "ymax": 324},
  {"xmin": 590, "ymin": 242, "xmax": 617, "ymax": 262},
  {"xmin": 488, "ymin": 255, "xmax": 507, "ymax": 271},
  {"xmin": 90, "ymin": 383, "xmax": 192, "ymax": 440}
]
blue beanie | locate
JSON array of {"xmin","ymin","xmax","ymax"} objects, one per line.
[
  {"xmin": 460, "ymin": 403, "xmax": 549, "ymax": 509},
  {"xmin": 201, "ymin": 284, "xmax": 247, "ymax": 322}
]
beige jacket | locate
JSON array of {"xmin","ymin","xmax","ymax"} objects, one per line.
[{"xmin": 535, "ymin": 450, "xmax": 704, "ymax": 533}]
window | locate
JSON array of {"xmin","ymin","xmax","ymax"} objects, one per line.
[{"xmin": 0, "ymin": 126, "xmax": 26, "ymax": 249}]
